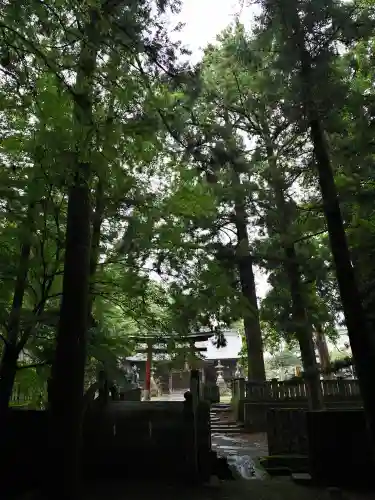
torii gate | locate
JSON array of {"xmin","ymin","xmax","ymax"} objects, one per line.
[{"xmin": 129, "ymin": 332, "xmax": 214, "ymax": 400}]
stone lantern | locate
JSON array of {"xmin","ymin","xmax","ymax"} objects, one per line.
[
  {"xmin": 234, "ymin": 362, "xmax": 243, "ymax": 378},
  {"xmin": 215, "ymin": 359, "xmax": 227, "ymax": 394}
]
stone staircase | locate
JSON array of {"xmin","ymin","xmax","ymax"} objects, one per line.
[{"xmin": 210, "ymin": 403, "xmax": 245, "ymax": 434}]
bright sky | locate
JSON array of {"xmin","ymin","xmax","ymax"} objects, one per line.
[{"xmin": 171, "ymin": 0, "xmax": 259, "ymax": 63}]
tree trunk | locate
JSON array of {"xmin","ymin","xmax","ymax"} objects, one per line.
[
  {"xmin": 284, "ymin": 246, "xmax": 324, "ymax": 409},
  {"xmin": 286, "ymin": 4, "xmax": 375, "ymax": 443},
  {"xmin": 0, "ymin": 203, "xmax": 35, "ymax": 415},
  {"xmin": 48, "ymin": 183, "xmax": 91, "ymax": 496},
  {"xmin": 195, "ymin": 135, "xmax": 266, "ymax": 382},
  {"xmin": 0, "ymin": 344, "xmax": 18, "ymax": 415},
  {"xmin": 47, "ymin": 9, "xmax": 99, "ymax": 498},
  {"xmin": 238, "ymin": 253, "xmax": 267, "ymax": 382},
  {"xmin": 232, "ymin": 173, "xmax": 266, "ymax": 382},
  {"xmin": 87, "ymin": 177, "xmax": 105, "ymax": 316},
  {"xmin": 264, "ymin": 142, "xmax": 323, "ymax": 408},
  {"xmin": 87, "ymin": 98, "xmax": 115, "ymax": 318},
  {"xmin": 308, "ymin": 116, "xmax": 375, "ymax": 405}
]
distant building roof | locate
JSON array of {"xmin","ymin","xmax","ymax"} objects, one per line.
[{"xmin": 200, "ymin": 329, "xmax": 242, "ymax": 360}]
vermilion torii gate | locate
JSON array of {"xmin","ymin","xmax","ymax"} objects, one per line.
[{"xmin": 128, "ymin": 331, "xmax": 214, "ymax": 400}]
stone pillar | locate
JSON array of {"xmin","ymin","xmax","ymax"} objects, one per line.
[
  {"xmin": 200, "ymin": 367, "xmax": 205, "ymax": 384},
  {"xmin": 150, "ymin": 366, "xmax": 157, "ymax": 397},
  {"xmin": 238, "ymin": 378, "xmax": 245, "ymax": 400}
]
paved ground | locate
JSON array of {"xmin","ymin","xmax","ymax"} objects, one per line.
[{"xmin": 151, "ymin": 394, "xmax": 268, "ymax": 480}]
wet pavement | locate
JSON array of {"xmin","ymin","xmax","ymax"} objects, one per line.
[
  {"xmin": 151, "ymin": 395, "xmax": 268, "ymax": 480},
  {"xmin": 152, "ymin": 395, "xmax": 268, "ymax": 480},
  {"xmin": 211, "ymin": 432, "xmax": 268, "ymax": 480}
]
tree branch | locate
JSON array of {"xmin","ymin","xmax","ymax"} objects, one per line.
[{"xmin": 293, "ymin": 229, "xmax": 328, "ymax": 244}]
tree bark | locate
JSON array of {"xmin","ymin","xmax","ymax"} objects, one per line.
[
  {"xmin": 232, "ymin": 171, "xmax": 266, "ymax": 382},
  {"xmin": 286, "ymin": 3, "xmax": 375, "ymax": 442},
  {"xmin": 47, "ymin": 9, "xmax": 99, "ymax": 498},
  {"xmin": 0, "ymin": 202, "xmax": 35, "ymax": 415},
  {"xmin": 48, "ymin": 183, "xmax": 91, "ymax": 496},
  {"xmin": 0, "ymin": 344, "xmax": 18, "ymax": 416},
  {"xmin": 194, "ymin": 135, "xmax": 266, "ymax": 382},
  {"xmin": 265, "ymin": 144, "xmax": 323, "ymax": 409},
  {"xmin": 87, "ymin": 98, "xmax": 114, "ymax": 318},
  {"xmin": 87, "ymin": 177, "xmax": 105, "ymax": 316},
  {"xmin": 284, "ymin": 246, "xmax": 324, "ymax": 408}
]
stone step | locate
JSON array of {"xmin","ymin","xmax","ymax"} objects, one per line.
[
  {"xmin": 291, "ymin": 472, "xmax": 313, "ymax": 485},
  {"xmin": 211, "ymin": 428, "xmax": 245, "ymax": 434},
  {"xmin": 210, "ymin": 422, "xmax": 240, "ymax": 427},
  {"xmin": 211, "ymin": 421, "xmax": 236, "ymax": 423},
  {"xmin": 211, "ymin": 423, "xmax": 243, "ymax": 429},
  {"xmin": 211, "ymin": 422, "xmax": 243, "ymax": 428},
  {"xmin": 211, "ymin": 425, "xmax": 241, "ymax": 429},
  {"xmin": 211, "ymin": 429, "xmax": 244, "ymax": 434}
]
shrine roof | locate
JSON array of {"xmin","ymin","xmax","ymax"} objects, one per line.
[{"xmin": 197, "ymin": 329, "xmax": 242, "ymax": 360}]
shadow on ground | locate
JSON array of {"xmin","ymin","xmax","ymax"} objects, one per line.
[{"xmin": 81, "ymin": 478, "xmax": 374, "ymax": 500}]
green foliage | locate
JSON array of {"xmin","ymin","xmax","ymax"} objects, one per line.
[
  {"xmin": 267, "ymin": 350, "xmax": 300, "ymax": 370},
  {"xmin": 11, "ymin": 365, "xmax": 49, "ymax": 408},
  {"xmin": 0, "ymin": 0, "xmax": 374, "ymax": 401}
]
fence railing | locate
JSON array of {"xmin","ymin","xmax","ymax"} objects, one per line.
[
  {"xmin": 10, "ymin": 383, "xmax": 48, "ymax": 408},
  {"xmin": 232, "ymin": 378, "xmax": 362, "ymax": 403}
]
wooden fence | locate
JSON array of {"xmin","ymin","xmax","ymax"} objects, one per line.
[
  {"xmin": 10, "ymin": 383, "xmax": 47, "ymax": 408},
  {"xmin": 232, "ymin": 378, "xmax": 363, "ymax": 431},
  {"xmin": 232, "ymin": 378, "xmax": 362, "ymax": 403},
  {"xmin": 246, "ymin": 379, "xmax": 361, "ymax": 402}
]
